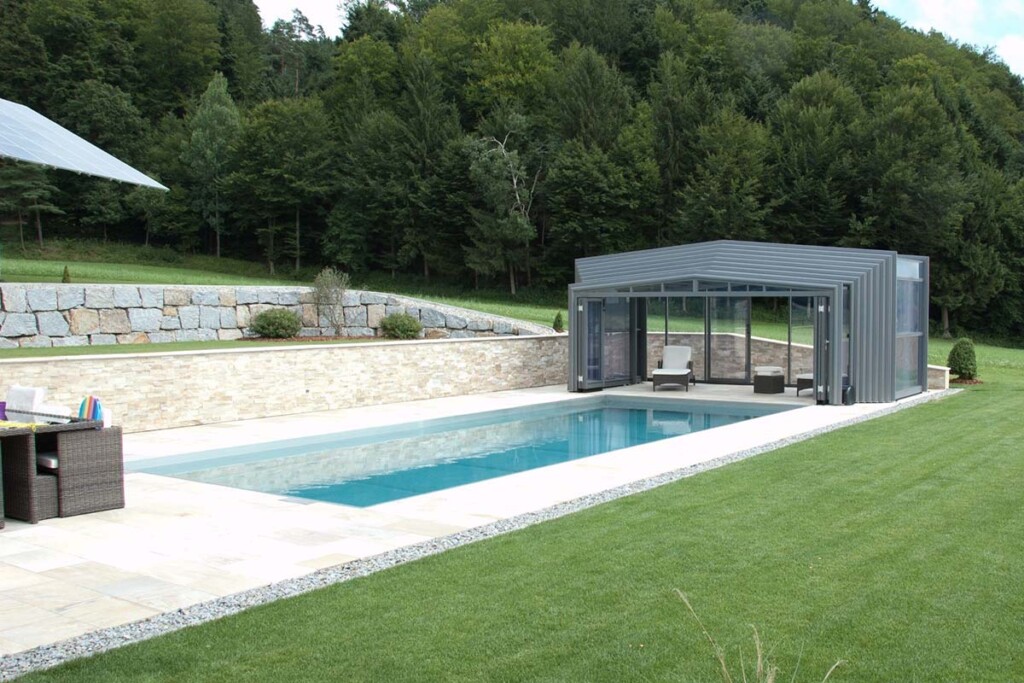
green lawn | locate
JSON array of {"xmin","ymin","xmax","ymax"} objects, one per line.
[{"xmin": 17, "ymin": 342, "xmax": 1023, "ymax": 682}]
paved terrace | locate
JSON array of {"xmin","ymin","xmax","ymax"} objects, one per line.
[{"xmin": 0, "ymin": 384, "xmax": 952, "ymax": 676}]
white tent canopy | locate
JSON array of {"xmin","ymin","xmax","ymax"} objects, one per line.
[{"xmin": 0, "ymin": 98, "xmax": 167, "ymax": 191}]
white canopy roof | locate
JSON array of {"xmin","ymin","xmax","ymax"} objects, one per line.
[{"xmin": 0, "ymin": 98, "xmax": 167, "ymax": 191}]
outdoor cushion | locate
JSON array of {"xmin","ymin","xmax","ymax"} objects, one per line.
[
  {"xmin": 753, "ymin": 366, "xmax": 783, "ymax": 375},
  {"xmin": 37, "ymin": 452, "xmax": 59, "ymax": 470}
]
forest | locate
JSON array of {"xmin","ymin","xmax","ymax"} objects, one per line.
[{"xmin": 0, "ymin": 0, "xmax": 1022, "ymax": 336}]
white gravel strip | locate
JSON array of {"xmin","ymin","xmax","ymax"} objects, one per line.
[{"xmin": 0, "ymin": 389, "xmax": 958, "ymax": 680}]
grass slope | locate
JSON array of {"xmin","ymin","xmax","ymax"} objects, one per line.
[{"xmin": 19, "ymin": 343, "xmax": 1024, "ymax": 682}]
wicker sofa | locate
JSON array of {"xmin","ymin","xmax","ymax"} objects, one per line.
[{"xmin": 0, "ymin": 420, "xmax": 124, "ymax": 525}]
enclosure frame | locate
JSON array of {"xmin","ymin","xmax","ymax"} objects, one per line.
[{"xmin": 568, "ymin": 241, "xmax": 929, "ymax": 405}]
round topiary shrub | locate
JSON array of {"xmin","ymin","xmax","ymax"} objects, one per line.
[
  {"xmin": 250, "ymin": 308, "xmax": 302, "ymax": 338},
  {"xmin": 379, "ymin": 312, "xmax": 422, "ymax": 340},
  {"xmin": 947, "ymin": 337, "xmax": 977, "ymax": 380}
]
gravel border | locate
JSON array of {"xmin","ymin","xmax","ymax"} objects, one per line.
[{"xmin": 0, "ymin": 388, "xmax": 958, "ymax": 680}]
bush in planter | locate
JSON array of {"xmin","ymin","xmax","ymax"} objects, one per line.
[
  {"xmin": 380, "ymin": 312, "xmax": 421, "ymax": 339},
  {"xmin": 552, "ymin": 311, "xmax": 564, "ymax": 332},
  {"xmin": 251, "ymin": 308, "xmax": 302, "ymax": 338},
  {"xmin": 947, "ymin": 337, "xmax": 977, "ymax": 380}
]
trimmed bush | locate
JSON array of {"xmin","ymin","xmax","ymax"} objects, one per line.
[
  {"xmin": 552, "ymin": 311, "xmax": 564, "ymax": 332},
  {"xmin": 250, "ymin": 308, "xmax": 302, "ymax": 338},
  {"xmin": 380, "ymin": 313, "xmax": 422, "ymax": 340},
  {"xmin": 61, "ymin": 265, "xmax": 71, "ymax": 283},
  {"xmin": 947, "ymin": 337, "xmax": 977, "ymax": 380}
]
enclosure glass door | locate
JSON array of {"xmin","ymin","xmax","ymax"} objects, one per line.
[
  {"xmin": 580, "ymin": 297, "xmax": 631, "ymax": 389},
  {"xmin": 706, "ymin": 297, "xmax": 750, "ymax": 382}
]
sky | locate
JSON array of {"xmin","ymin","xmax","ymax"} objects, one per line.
[
  {"xmin": 873, "ymin": 0, "xmax": 1024, "ymax": 75},
  {"xmin": 254, "ymin": 1, "xmax": 345, "ymax": 38},
  {"xmin": 253, "ymin": 0, "xmax": 1024, "ymax": 76}
]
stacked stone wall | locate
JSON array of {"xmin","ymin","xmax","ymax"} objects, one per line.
[
  {"xmin": 0, "ymin": 335, "xmax": 568, "ymax": 433},
  {"xmin": 0, "ymin": 284, "xmax": 549, "ymax": 348}
]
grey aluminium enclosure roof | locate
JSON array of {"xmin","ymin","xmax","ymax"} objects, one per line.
[
  {"xmin": 0, "ymin": 98, "xmax": 167, "ymax": 191},
  {"xmin": 570, "ymin": 240, "xmax": 929, "ymax": 405},
  {"xmin": 574, "ymin": 240, "xmax": 898, "ymax": 292}
]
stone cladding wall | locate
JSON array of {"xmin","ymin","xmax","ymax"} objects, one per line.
[
  {"xmin": 0, "ymin": 284, "xmax": 549, "ymax": 348},
  {"xmin": 0, "ymin": 335, "xmax": 568, "ymax": 433}
]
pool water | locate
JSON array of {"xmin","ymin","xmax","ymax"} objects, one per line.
[{"xmin": 131, "ymin": 397, "xmax": 794, "ymax": 507}]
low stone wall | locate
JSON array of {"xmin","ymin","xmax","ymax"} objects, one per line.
[
  {"xmin": 928, "ymin": 364, "xmax": 949, "ymax": 390},
  {"xmin": 0, "ymin": 335, "xmax": 568, "ymax": 433},
  {"xmin": 0, "ymin": 284, "xmax": 549, "ymax": 348}
]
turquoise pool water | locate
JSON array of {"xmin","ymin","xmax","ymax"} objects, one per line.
[{"xmin": 131, "ymin": 397, "xmax": 794, "ymax": 507}]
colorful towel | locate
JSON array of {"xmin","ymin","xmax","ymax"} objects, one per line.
[{"xmin": 78, "ymin": 396, "xmax": 104, "ymax": 421}]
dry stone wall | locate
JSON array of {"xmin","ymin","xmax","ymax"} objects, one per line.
[{"xmin": 0, "ymin": 284, "xmax": 549, "ymax": 348}]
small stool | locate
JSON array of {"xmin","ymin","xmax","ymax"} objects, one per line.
[{"xmin": 753, "ymin": 366, "xmax": 784, "ymax": 394}]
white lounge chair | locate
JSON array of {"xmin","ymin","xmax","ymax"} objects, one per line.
[{"xmin": 653, "ymin": 345, "xmax": 694, "ymax": 391}]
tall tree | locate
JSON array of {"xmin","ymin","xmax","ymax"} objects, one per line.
[
  {"xmin": 547, "ymin": 43, "xmax": 633, "ymax": 151},
  {"xmin": 0, "ymin": 160, "xmax": 63, "ymax": 249},
  {"xmin": 676, "ymin": 107, "xmax": 773, "ymax": 242},
  {"xmin": 266, "ymin": 10, "xmax": 335, "ymax": 98},
  {"xmin": 231, "ymin": 97, "xmax": 332, "ymax": 273},
  {"xmin": 182, "ymin": 73, "xmax": 242, "ymax": 258},
  {"xmin": 468, "ymin": 20, "xmax": 557, "ymax": 117},
  {"xmin": 0, "ymin": 0, "xmax": 48, "ymax": 106},
  {"xmin": 135, "ymin": 0, "xmax": 221, "ymax": 116},
  {"xmin": 466, "ymin": 127, "xmax": 540, "ymax": 294},
  {"xmin": 767, "ymin": 71, "xmax": 862, "ymax": 245}
]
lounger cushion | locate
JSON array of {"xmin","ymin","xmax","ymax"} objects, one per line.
[
  {"xmin": 37, "ymin": 452, "xmax": 59, "ymax": 470},
  {"xmin": 754, "ymin": 366, "xmax": 783, "ymax": 376}
]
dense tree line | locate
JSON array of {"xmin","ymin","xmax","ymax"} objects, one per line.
[{"xmin": 1, "ymin": 0, "xmax": 1023, "ymax": 335}]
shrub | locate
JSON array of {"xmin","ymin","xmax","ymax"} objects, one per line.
[
  {"xmin": 250, "ymin": 308, "xmax": 302, "ymax": 338},
  {"xmin": 313, "ymin": 266, "xmax": 350, "ymax": 336},
  {"xmin": 552, "ymin": 311, "xmax": 564, "ymax": 332},
  {"xmin": 947, "ymin": 337, "xmax": 977, "ymax": 380},
  {"xmin": 61, "ymin": 265, "xmax": 71, "ymax": 283},
  {"xmin": 380, "ymin": 313, "xmax": 421, "ymax": 339}
]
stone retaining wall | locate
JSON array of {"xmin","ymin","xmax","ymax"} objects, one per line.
[
  {"xmin": 0, "ymin": 335, "xmax": 568, "ymax": 433},
  {"xmin": 0, "ymin": 284, "xmax": 549, "ymax": 348}
]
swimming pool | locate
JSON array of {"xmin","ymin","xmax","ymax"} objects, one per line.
[{"xmin": 131, "ymin": 397, "xmax": 795, "ymax": 507}]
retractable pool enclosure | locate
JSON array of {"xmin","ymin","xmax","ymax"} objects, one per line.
[{"xmin": 568, "ymin": 241, "xmax": 929, "ymax": 405}]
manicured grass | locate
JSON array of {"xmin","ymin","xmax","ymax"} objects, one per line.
[
  {"xmin": 2, "ymin": 258, "xmax": 291, "ymax": 286},
  {"xmin": 19, "ymin": 344, "xmax": 1024, "ymax": 681}
]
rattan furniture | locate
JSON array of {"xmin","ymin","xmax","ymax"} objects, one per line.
[
  {"xmin": 796, "ymin": 373, "xmax": 814, "ymax": 396},
  {"xmin": 0, "ymin": 420, "xmax": 123, "ymax": 524},
  {"xmin": 753, "ymin": 366, "xmax": 785, "ymax": 394}
]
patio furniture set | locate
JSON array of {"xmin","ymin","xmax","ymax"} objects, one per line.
[
  {"xmin": 653, "ymin": 346, "xmax": 814, "ymax": 396},
  {"xmin": 0, "ymin": 392, "xmax": 124, "ymax": 529}
]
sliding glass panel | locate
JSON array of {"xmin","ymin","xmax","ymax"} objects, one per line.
[
  {"xmin": 896, "ymin": 335, "xmax": 922, "ymax": 394},
  {"xmin": 789, "ymin": 297, "xmax": 815, "ymax": 385},
  {"xmin": 602, "ymin": 298, "xmax": 631, "ymax": 384},
  {"xmin": 750, "ymin": 298, "xmax": 789, "ymax": 377},
  {"xmin": 667, "ymin": 297, "xmax": 705, "ymax": 379},
  {"xmin": 708, "ymin": 297, "xmax": 749, "ymax": 382}
]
